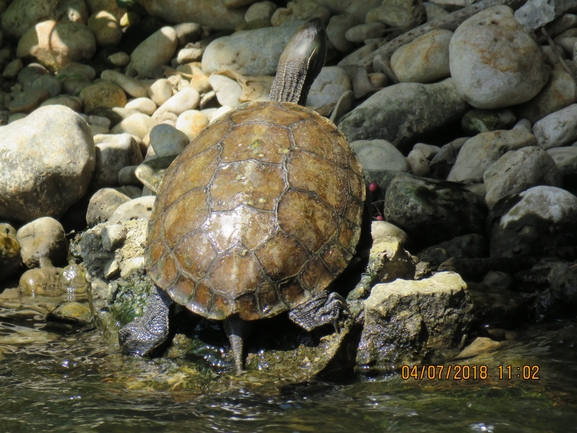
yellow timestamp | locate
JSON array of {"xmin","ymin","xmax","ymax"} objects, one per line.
[{"xmin": 401, "ymin": 364, "xmax": 540, "ymax": 380}]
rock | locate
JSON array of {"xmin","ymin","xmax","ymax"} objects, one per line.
[
  {"xmin": 366, "ymin": 0, "xmax": 425, "ymax": 29},
  {"xmin": 110, "ymin": 112, "xmax": 156, "ymax": 139},
  {"xmin": 424, "ymin": 2, "xmax": 450, "ymax": 21},
  {"xmin": 533, "ymin": 261, "xmax": 577, "ymax": 320},
  {"xmin": 18, "ymin": 63, "xmax": 49, "ymax": 86},
  {"xmin": 454, "ymin": 337, "xmax": 502, "ymax": 359},
  {"xmin": 384, "ymin": 173, "xmax": 486, "ymax": 247},
  {"xmin": 101, "ymin": 70, "xmax": 149, "ymax": 98},
  {"xmin": 202, "ymin": 23, "xmax": 302, "ymax": 76},
  {"xmin": 16, "ymin": 217, "xmax": 68, "ymax": 268},
  {"xmin": 17, "ymin": 20, "xmax": 97, "ymax": 71},
  {"xmin": 62, "ymin": 78, "xmax": 92, "ymax": 96},
  {"xmin": 326, "ymin": 14, "xmax": 359, "ymax": 52},
  {"xmin": 139, "ymin": 0, "xmax": 245, "ymax": 31},
  {"xmin": 339, "ymin": 79, "xmax": 468, "ymax": 153},
  {"xmin": 107, "ymin": 51, "xmax": 130, "ymax": 67},
  {"xmin": 92, "ymin": 133, "xmax": 144, "ymax": 189},
  {"xmin": 514, "ymin": 0, "xmax": 577, "ymax": 31},
  {"xmin": 461, "ymin": 108, "xmax": 516, "ymax": 135},
  {"xmin": 349, "ymin": 139, "xmax": 410, "ymax": 172},
  {"xmin": 40, "ymin": 95, "xmax": 83, "ymax": 112},
  {"xmin": 56, "ymin": 62, "xmax": 96, "ymax": 82},
  {"xmin": 80, "ymin": 81, "xmax": 127, "ymax": 113},
  {"xmin": 27, "ymin": 74, "xmax": 62, "ymax": 97},
  {"xmin": 271, "ymin": 1, "xmax": 330, "ymax": 26},
  {"xmin": 307, "ymin": 66, "xmax": 351, "ymax": 108},
  {"xmin": 245, "ymin": 2, "xmax": 277, "ymax": 24},
  {"xmin": 489, "ymin": 186, "xmax": 577, "ymax": 258},
  {"xmin": 153, "ymin": 87, "xmax": 200, "ymax": 118},
  {"xmin": 338, "ymin": 39, "xmax": 382, "ymax": 68},
  {"xmin": 3, "ymin": 59, "xmax": 23, "ymax": 79},
  {"xmin": 87, "ymin": 10, "xmax": 123, "ymax": 47},
  {"xmin": 108, "ymin": 196, "xmax": 155, "ymax": 222},
  {"xmin": 533, "ymin": 103, "xmax": 577, "ymax": 150},
  {"xmin": 345, "ymin": 22, "xmax": 386, "ymax": 44},
  {"xmin": 447, "ymin": 126, "xmax": 537, "ymax": 184},
  {"xmin": 0, "ymin": 225, "xmax": 21, "ymax": 280},
  {"xmin": 406, "ymin": 148, "xmax": 430, "ymax": 177},
  {"xmin": 173, "ymin": 22, "xmax": 203, "ymax": 47},
  {"xmin": 0, "ymin": 106, "xmax": 94, "ymax": 223},
  {"xmin": 50, "ymin": 301, "xmax": 92, "ymax": 323},
  {"xmin": 209, "ymin": 74, "xmax": 242, "ymax": 108},
  {"xmin": 1, "ymin": 0, "xmax": 88, "ymax": 39},
  {"xmin": 516, "ymin": 64, "xmax": 577, "ymax": 124},
  {"xmin": 330, "ymin": 89, "xmax": 355, "ymax": 124},
  {"xmin": 128, "ymin": 26, "xmax": 178, "ymax": 78},
  {"xmin": 483, "ymin": 146, "xmax": 562, "ymax": 209},
  {"xmin": 357, "ymin": 272, "xmax": 474, "ymax": 372},
  {"xmin": 418, "ymin": 234, "xmax": 488, "ymax": 269},
  {"xmin": 547, "ymin": 146, "xmax": 577, "ymax": 186},
  {"xmin": 86, "ymin": 188, "xmax": 132, "ymax": 227},
  {"xmin": 371, "ymin": 220, "xmax": 410, "ymax": 244},
  {"xmin": 344, "ymin": 65, "xmax": 378, "ymax": 100},
  {"xmin": 135, "ymin": 156, "xmax": 175, "ymax": 193},
  {"xmin": 148, "ymin": 123, "xmax": 190, "ymax": 157},
  {"xmin": 312, "ymin": 0, "xmax": 383, "ymax": 22},
  {"xmin": 391, "ymin": 29, "xmax": 452, "ymax": 83},
  {"xmin": 449, "ymin": 6, "xmax": 549, "ymax": 109},
  {"xmin": 8, "ymin": 89, "xmax": 51, "ymax": 114},
  {"xmin": 175, "ymin": 110, "xmax": 209, "ymax": 140},
  {"xmin": 148, "ymin": 78, "xmax": 173, "ymax": 106},
  {"xmin": 19, "ymin": 266, "xmax": 66, "ymax": 296},
  {"xmin": 125, "ymin": 97, "xmax": 157, "ymax": 116}
]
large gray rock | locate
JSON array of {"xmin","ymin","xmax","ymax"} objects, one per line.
[
  {"xmin": 483, "ymin": 146, "xmax": 562, "ymax": 209},
  {"xmin": 449, "ymin": 6, "xmax": 549, "ymax": 109},
  {"xmin": 533, "ymin": 103, "xmax": 577, "ymax": 149},
  {"xmin": 139, "ymin": 0, "xmax": 246, "ymax": 31},
  {"xmin": 514, "ymin": 0, "xmax": 577, "ymax": 30},
  {"xmin": 383, "ymin": 174, "xmax": 486, "ymax": 247},
  {"xmin": 357, "ymin": 272, "xmax": 474, "ymax": 372},
  {"xmin": 338, "ymin": 79, "xmax": 468, "ymax": 152},
  {"xmin": 1, "ymin": 0, "xmax": 88, "ymax": 39},
  {"xmin": 0, "ymin": 105, "xmax": 95, "ymax": 223},
  {"xmin": 202, "ymin": 23, "xmax": 302, "ymax": 76},
  {"xmin": 489, "ymin": 186, "xmax": 577, "ymax": 258}
]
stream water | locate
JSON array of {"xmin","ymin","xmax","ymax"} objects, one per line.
[{"xmin": 1, "ymin": 305, "xmax": 577, "ymax": 433}]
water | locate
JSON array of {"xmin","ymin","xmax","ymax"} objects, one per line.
[{"xmin": 1, "ymin": 308, "xmax": 577, "ymax": 433}]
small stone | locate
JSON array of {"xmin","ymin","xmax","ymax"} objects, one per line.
[
  {"xmin": 3, "ymin": 58, "xmax": 23, "ymax": 79},
  {"xmin": 92, "ymin": 133, "xmax": 144, "ymax": 189},
  {"xmin": 86, "ymin": 188, "xmax": 132, "ymax": 227},
  {"xmin": 407, "ymin": 148, "xmax": 430, "ymax": 177},
  {"xmin": 245, "ymin": 1, "xmax": 277, "ymax": 24},
  {"xmin": 128, "ymin": 26, "xmax": 178, "ymax": 78},
  {"xmin": 125, "ymin": 97, "xmax": 157, "ymax": 116},
  {"xmin": 108, "ymin": 196, "xmax": 156, "ymax": 222},
  {"xmin": 307, "ymin": 66, "xmax": 351, "ymax": 108},
  {"xmin": 80, "ymin": 81, "xmax": 128, "ymax": 113},
  {"xmin": 350, "ymin": 139, "xmax": 410, "ymax": 172},
  {"xmin": 27, "ymin": 74, "xmax": 62, "ymax": 97},
  {"xmin": 107, "ymin": 51, "xmax": 130, "ymax": 67},
  {"xmin": 534, "ymin": 104, "xmax": 577, "ymax": 150},
  {"xmin": 149, "ymin": 123, "xmax": 190, "ymax": 157},
  {"xmin": 454, "ymin": 337, "xmax": 502, "ymax": 359},
  {"xmin": 547, "ymin": 146, "xmax": 577, "ymax": 185},
  {"xmin": 345, "ymin": 22, "xmax": 386, "ymax": 44},
  {"xmin": 101, "ymin": 223, "xmax": 127, "ymax": 252},
  {"xmin": 118, "ymin": 165, "xmax": 141, "ymax": 187},
  {"xmin": 371, "ymin": 220, "xmax": 409, "ymax": 244},
  {"xmin": 148, "ymin": 78, "xmax": 174, "ymax": 106},
  {"xmin": 50, "ymin": 302, "xmax": 92, "ymax": 324},
  {"xmin": 19, "ymin": 266, "xmax": 65, "ymax": 297},
  {"xmin": 62, "ymin": 77, "xmax": 93, "ymax": 96},
  {"xmin": 16, "ymin": 217, "xmax": 67, "ymax": 268},
  {"xmin": 8, "ymin": 88, "xmax": 50, "ymax": 114},
  {"xmin": 209, "ymin": 74, "xmax": 242, "ymax": 107},
  {"xmin": 135, "ymin": 156, "xmax": 176, "ymax": 193},
  {"xmin": 110, "ymin": 112, "xmax": 156, "ymax": 139},
  {"xmin": 101, "ymin": 70, "xmax": 149, "ymax": 98},
  {"xmin": 326, "ymin": 14, "xmax": 359, "ymax": 52},
  {"xmin": 153, "ymin": 87, "xmax": 200, "ymax": 118},
  {"xmin": 175, "ymin": 109, "xmax": 209, "ymax": 140},
  {"xmin": 87, "ymin": 10, "xmax": 122, "ymax": 47},
  {"xmin": 56, "ymin": 62, "xmax": 96, "ymax": 81},
  {"xmin": 173, "ymin": 22, "xmax": 203, "ymax": 47},
  {"xmin": 0, "ymin": 225, "xmax": 21, "ymax": 280},
  {"xmin": 461, "ymin": 108, "xmax": 517, "ymax": 135}
]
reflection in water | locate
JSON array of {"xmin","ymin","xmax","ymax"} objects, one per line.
[{"xmin": 1, "ymin": 308, "xmax": 577, "ymax": 433}]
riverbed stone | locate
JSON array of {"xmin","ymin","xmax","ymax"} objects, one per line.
[
  {"xmin": 148, "ymin": 123, "xmax": 189, "ymax": 157},
  {"xmin": 349, "ymin": 139, "xmax": 410, "ymax": 172},
  {"xmin": 338, "ymin": 79, "xmax": 468, "ymax": 153},
  {"xmin": 88, "ymin": 10, "xmax": 123, "ymax": 47},
  {"xmin": 80, "ymin": 81, "xmax": 128, "ymax": 113},
  {"xmin": 16, "ymin": 217, "xmax": 68, "ymax": 268},
  {"xmin": 92, "ymin": 133, "xmax": 144, "ymax": 189},
  {"xmin": 86, "ymin": 188, "xmax": 132, "ymax": 227},
  {"xmin": 17, "ymin": 20, "xmax": 97, "ymax": 71},
  {"xmin": 483, "ymin": 146, "xmax": 562, "ymax": 209},
  {"xmin": 245, "ymin": 1, "xmax": 277, "ymax": 23},
  {"xmin": 357, "ymin": 272, "xmax": 474, "ymax": 372},
  {"xmin": 148, "ymin": 78, "xmax": 173, "ymax": 106},
  {"xmin": 175, "ymin": 110, "xmax": 209, "ymax": 140},
  {"xmin": 100, "ymin": 70, "xmax": 149, "ymax": 98},
  {"xmin": 326, "ymin": 14, "xmax": 359, "ymax": 52},
  {"xmin": 366, "ymin": 0, "xmax": 425, "ymax": 29},
  {"xmin": 447, "ymin": 126, "xmax": 537, "ymax": 184},
  {"xmin": 0, "ymin": 105, "xmax": 94, "ymax": 223},
  {"xmin": 153, "ymin": 87, "xmax": 200, "ymax": 118},
  {"xmin": 345, "ymin": 22, "xmax": 386, "ymax": 44},
  {"xmin": 125, "ymin": 97, "xmax": 157, "ymax": 116},
  {"xmin": 489, "ymin": 186, "xmax": 577, "ymax": 258},
  {"xmin": 108, "ymin": 196, "xmax": 155, "ymax": 222},
  {"xmin": 0, "ymin": 225, "xmax": 21, "ymax": 281},
  {"xmin": 307, "ymin": 66, "xmax": 351, "ymax": 108},
  {"xmin": 271, "ymin": 1, "xmax": 330, "ymax": 26},
  {"xmin": 533, "ymin": 103, "xmax": 577, "ymax": 150},
  {"xmin": 209, "ymin": 74, "xmax": 242, "ymax": 108},
  {"xmin": 8, "ymin": 89, "xmax": 51, "ymax": 114},
  {"xmin": 127, "ymin": 26, "xmax": 178, "ymax": 78},
  {"xmin": 383, "ymin": 173, "xmax": 486, "ymax": 247},
  {"xmin": 547, "ymin": 146, "xmax": 577, "ymax": 186},
  {"xmin": 391, "ymin": 29, "xmax": 452, "ymax": 83},
  {"xmin": 449, "ymin": 6, "xmax": 549, "ymax": 109},
  {"xmin": 461, "ymin": 108, "xmax": 517, "ymax": 135},
  {"xmin": 110, "ymin": 112, "xmax": 156, "ymax": 139},
  {"xmin": 202, "ymin": 23, "xmax": 302, "ymax": 76}
]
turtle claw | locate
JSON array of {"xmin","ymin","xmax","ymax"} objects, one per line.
[{"xmin": 289, "ymin": 291, "xmax": 348, "ymax": 332}]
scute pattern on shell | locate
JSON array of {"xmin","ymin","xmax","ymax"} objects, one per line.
[{"xmin": 147, "ymin": 101, "xmax": 365, "ymax": 321}]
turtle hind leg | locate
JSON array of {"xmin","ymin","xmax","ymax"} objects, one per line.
[
  {"xmin": 118, "ymin": 284, "xmax": 173, "ymax": 357},
  {"xmin": 224, "ymin": 315, "xmax": 250, "ymax": 375},
  {"xmin": 289, "ymin": 291, "xmax": 347, "ymax": 332}
]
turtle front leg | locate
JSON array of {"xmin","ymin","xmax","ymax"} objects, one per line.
[
  {"xmin": 118, "ymin": 284, "xmax": 173, "ymax": 357},
  {"xmin": 289, "ymin": 291, "xmax": 347, "ymax": 332},
  {"xmin": 224, "ymin": 315, "xmax": 250, "ymax": 375}
]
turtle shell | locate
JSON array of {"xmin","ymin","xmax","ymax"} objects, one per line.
[{"xmin": 146, "ymin": 101, "xmax": 365, "ymax": 321}]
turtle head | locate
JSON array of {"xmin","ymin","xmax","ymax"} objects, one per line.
[{"xmin": 269, "ymin": 18, "xmax": 327, "ymax": 106}]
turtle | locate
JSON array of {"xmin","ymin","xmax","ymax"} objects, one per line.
[{"xmin": 118, "ymin": 18, "xmax": 366, "ymax": 374}]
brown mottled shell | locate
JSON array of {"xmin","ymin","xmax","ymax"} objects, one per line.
[{"xmin": 146, "ymin": 101, "xmax": 365, "ymax": 321}]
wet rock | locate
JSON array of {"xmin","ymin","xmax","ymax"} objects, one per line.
[
  {"xmin": 0, "ymin": 224, "xmax": 21, "ymax": 280},
  {"xmin": 0, "ymin": 105, "xmax": 94, "ymax": 223},
  {"xmin": 86, "ymin": 188, "xmax": 133, "ymax": 227},
  {"xmin": 149, "ymin": 123, "xmax": 189, "ymax": 157},
  {"xmin": 449, "ymin": 6, "xmax": 549, "ymax": 109},
  {"xmin": 127, "ymin": 26, "xmax": 178, "ymax": 78},
  {"xmin": 175, "ymin": 110, "xmax": 209, "ymax": 140},
  {"xmin": 49, "ymin": 301, "xmax": 92, "ymax": 324},
  {"xmin": 92, "ymin": 133, "xmax": 144, "ymax": 189},
  {"xmin": 454, "ymin": 336, "xmax": 502, "ymax": 359},
  {"xmin": 1, "ymin": 0, "xmax": 88, "ymax": 39},
  {"xmin": 108, "ymin": 196, "xmax": 155, "ymax": 222},
  {"xmin": 80, "ymin": 81, "xmax": 127, "ymax": 113},
  {"xmin": 19, "ymin": 266, "xmax": 66, "ymax": 296},
  {"xmin": 391, "ymin": 29, "xmax": 452, "ymax": 83},
  {"xmin": 16, "ymin": 217, "xmax": 67, "ymax": 268},
  {"xmin": 339, "ymin": 79, "xmax": 468, "ymax": 153},
  {"xmin": 447, "ymin": 126, "xmax": 537, "ymax": 184},
  {"xmin": 534, "ymin": 103, "xmax": 577, "ymax": 150},
  {"xmin": 357, "ymin": 272, "xmax": 474, "ymax": 372},
  {"xmin": 17, "ymin": 20, "xmax": 97, "ymax": 71},
  {"xmin": 533, "ymin": 261, "xmax": 577, "ymax": 320},
  {"xmin": 100, "ymin": 70, "xmax": 149, "ymax": 99},
  {"xmin": 383, "ymin": 174, "xmax": 487, "ymax": 247},
  {"xmin": 489, "ymin": 186, "xmax": 577, "ymax": 258},
  {"xmin": 461, "ymin": 108, "xmax": 516, "ymax": 135},
  {"xmin": 483, "ymin": 146, "xmax": 562, "ymax": 209},
  {"xmin": 139, "ymin": 0, "xmax": 245, "ymax": 31},
  {"xmin": 350, "ymin": 139, "xmax": 410, "ymax": 172},
  {"xmin": 516, "ymin": 64, "xmax": 576, "ymax": 124},
  {"xmin": 87, "ymin": 10, "xmax": 123, "ymax": 47},
  {"xmin": 202, "ymin": 23, "xmax": 302, "ymax": 76}
]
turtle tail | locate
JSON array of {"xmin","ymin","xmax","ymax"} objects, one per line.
[{"xmin": 224, "ymin": 315, "xmax": 250, "ymax": 375}]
